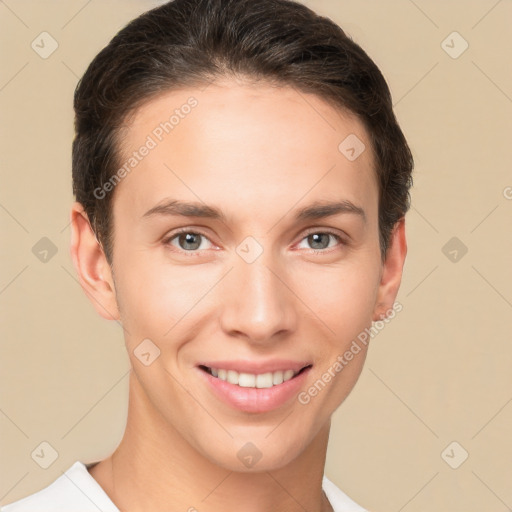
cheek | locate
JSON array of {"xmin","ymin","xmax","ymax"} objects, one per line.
[
  {"xmin": 112, "ymin": 252, "xmax": 192, "ymax": 337},
  {"xmin": 292, "ymin": 257, "xmax": 381, "ymax": 338},
  {"xmin": 295, "ymin": 263, "xmax": 377, "ymax": 411},
  {"xmin": 113, "ymin": 248, "xmax": 226, "ymax": 350}
]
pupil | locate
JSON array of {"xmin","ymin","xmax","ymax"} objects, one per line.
[
  {"xmin": 180, "ymin": 233, "xmax": 201, "ymax": 250},
  {"xmin": 309, "ymin": 233, "xmax": 329, "ymax": 250}
]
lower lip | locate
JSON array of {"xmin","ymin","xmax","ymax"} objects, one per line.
[{"xmin": 198, "ymin": 366, "xmax": 312, "ymax": 413}]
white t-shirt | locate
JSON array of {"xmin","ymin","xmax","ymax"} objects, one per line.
[{"xmin": 1, "ymin": 461, "xmax": 367, "ymax": 512}]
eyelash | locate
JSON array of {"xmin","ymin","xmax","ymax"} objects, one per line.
[{"xmin": 162, "ymin": 227, "xmax": 347, "ymax": 256}]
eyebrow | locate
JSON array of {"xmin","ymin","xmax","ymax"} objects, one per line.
[{"xmin": 142, "ymin": 198, "xmax": 366, "ymax": 224}]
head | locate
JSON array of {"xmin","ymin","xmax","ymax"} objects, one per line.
[{"xmin": 70, "ymin": 0, "xmax": 412, "ymax": 472}]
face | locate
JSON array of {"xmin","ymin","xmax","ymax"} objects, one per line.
[{"xmin": 72, "ymin": 78, "xmax": 406, "ymax": 472}]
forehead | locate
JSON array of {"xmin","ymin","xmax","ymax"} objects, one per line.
[{"xmin": 113, "ymin": 79, "xmax": 378, "ymax": 225}]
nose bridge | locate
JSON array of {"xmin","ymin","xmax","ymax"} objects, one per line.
[{"xmin": 219, "ymin": 241, "xmax": 296, "ymax": 342}]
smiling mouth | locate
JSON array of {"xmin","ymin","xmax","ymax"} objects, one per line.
[{"xmin": 198, "ymin": 364, "xmax": 312, "ymax": 389}]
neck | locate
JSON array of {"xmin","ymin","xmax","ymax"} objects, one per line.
[{"xmin": 91, "ymin": 370, "xmax": 333, "ymax": 512}]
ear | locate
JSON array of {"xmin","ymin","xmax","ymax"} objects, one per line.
[
  {"xmin": 69, "ymin": 201, "xmax": 120, "ymax": 321},
  {"xmin": 372, "ymin": 217, "xmax": 407, "ymax": 321}
]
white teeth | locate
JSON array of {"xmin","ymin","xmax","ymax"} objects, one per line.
[
  {"xmin": 272, "ymin": 371, "xmax": 284, "ymax": 385},
  {"xmin": 208, "ymin": 367, "xmax": 301, "ymax": 388},
  {"xmin": 283, "ymin": 369, "xmax": 295, "ymax": 381},
  {"xmin": 238, "ymin": 373, "xmax": 256, "ymax": 387}
]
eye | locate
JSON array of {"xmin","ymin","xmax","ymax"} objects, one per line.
[
  {"xmin": 163, "ymin": 229, "xmax": 215, "ymax": 254},
  {"xmin": 296, "ymin": 230, "xmax": 345, "ymax": 252},
  {"xmin": 163, "ymin": 227, "xmax": 347, "ymax": 255}
]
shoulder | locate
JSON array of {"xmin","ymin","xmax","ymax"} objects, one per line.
[
  {"xmin": 1, "ymin": 461, "xmax": 119, "ymax": 512},
  {"xmin": 322, "ymin": 475, "xmax": 368, "ymax": 512}
]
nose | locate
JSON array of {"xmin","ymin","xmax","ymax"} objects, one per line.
[{"xmin": 219, "ymin": 251, "xmax": 297, "ymax": 345}]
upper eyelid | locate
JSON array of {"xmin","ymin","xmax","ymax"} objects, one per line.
[{"xmin": 300, "ymin": 227, "xmax": 346, "ymax": 239}]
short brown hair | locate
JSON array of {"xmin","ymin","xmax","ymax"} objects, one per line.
[{"xmin": 72, "ymin": 0, "xmax": 414, "ymax": 264}]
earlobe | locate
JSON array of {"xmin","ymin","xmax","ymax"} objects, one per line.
[
  {"xmin": 69, "ymin": 201, "xmax": 120, "ymax": 321},
  {"xmin": 372, "ymin": 217, "xmax": 407, "ymax": 322}
]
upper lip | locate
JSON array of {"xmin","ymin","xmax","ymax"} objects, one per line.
[{"xmin": 198, "ymin": 360, "xmax": 312, "ymax": 374}]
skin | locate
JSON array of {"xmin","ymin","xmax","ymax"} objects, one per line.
[{"xmin": 70, "ymin": 77, "xmax": 407, "ymax": 512}]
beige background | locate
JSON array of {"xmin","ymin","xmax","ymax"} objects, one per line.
[{"xmin": 1, "ymin": 1, "xmax": 511, "ymax": 510}]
